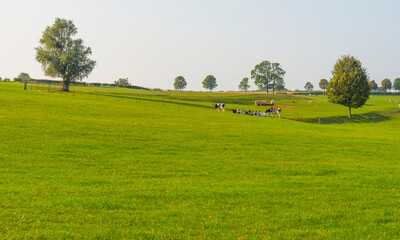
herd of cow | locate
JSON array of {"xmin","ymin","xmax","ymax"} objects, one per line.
[{"xmin": 212, "ymin": 103, "xmax": 282, "ymax": 118}]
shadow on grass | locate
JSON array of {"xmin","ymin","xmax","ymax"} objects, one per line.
[
  {"xmin": 82, "ymin": 91, "xmax": 214, "ymax": 110},
  {"xmin": 293, "ymin": 112, "xmax": 390, "ymax": 124}
]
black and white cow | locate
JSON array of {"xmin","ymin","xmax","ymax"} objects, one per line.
[
  {"xmin": 265, "ymin": 107, "xmax": 281, "ymax": 118},
  {"xmin": 213, "ymin": 103, "xmax": 225, "ymax": 112}
]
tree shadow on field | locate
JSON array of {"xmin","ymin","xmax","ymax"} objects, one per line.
[
  {"xmin": 84, "ymin": 92, "xmax": 214, "ymax": 110},
  {"xmin": 297, "ymin": 112, "xmax": 390, "ymax": 124}
]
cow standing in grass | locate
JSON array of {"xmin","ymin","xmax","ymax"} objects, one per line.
[
  {"xmin": 265, "ymin": 107, "xmax": 281, "ymax": 118},
  {"xmin": 213, "ymin": 103, "xmax": 225, "ymax": 112}
]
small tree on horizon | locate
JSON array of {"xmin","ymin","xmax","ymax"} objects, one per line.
[
  {"xmin": 174, "ymin": 76, "xmax": 187, "ymax": 91},
  {"xmin": 202, "ymin": 75, "xmax": 217, "ymax": 91},
  {"xmin": 304, "ymin": 82, "xmax": 314, "ymax": 92},
  {"xmin": 381, "ymin": 78, "xmax": 392, "ymax": 91},
  {"xmin": 368, "ymin": 80, "xmax": 378, "ymax": 91},
  {"xmin": 393, "ymin": 78, "xmax": 400, "ymax": 91},
  {"xmin": 239, "ymin": 77, "xmax": 250, "ymax": 92},
  {"xmin": 327, "ymin": 55, "xmax": 370, "ymax": 119},
  {"xmin": 319, "ymin": 79, "xmax": 328, "ymax": 91},
  {"xmin": 35, "ymin": 18, "xmax": 96, "ymax": 92},
  {"xmin": 114, "ymin": 78, "xmax": 130, "ymax": 87}
]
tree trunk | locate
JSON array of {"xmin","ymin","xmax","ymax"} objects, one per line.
[
  {"xmin": 348, "ymin": 106, "xmax": 352, "ymax": 119},
  {"xmin": 62, "ymin": 78, "xmax": 70, "ymax": 92}
]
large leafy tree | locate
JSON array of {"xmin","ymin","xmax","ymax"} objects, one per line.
[
  {"xmin": 327, "ymin": 55, "xmax": 370, "ymax": 119},
  {"xmin": 393, "ymin": 78, "xmax": 400, "ymax": 91},
  {"xmin": 35, "ymin": 18, "xmax": 96, "ymax": 92},
  {"xmin": 239, "ymin": 77, "xmax": 250, "ymax": 92},
  {"xmin": 381, "ymin": 78, "xmax": 392, "ymax": 91},
  {"xmin": 202, "ymin": 75, "xmax": 217, "ymax": 91},
  {"xmin": 174, "ymin": 76, "xmax": 187, "ymax": 91},
  {"xmin": 304, "ymin": 82, "xmax": 314, "ymax": 92},
  {"xmin": 368, "ymin": 80, "xmax": 378, "ymax": 91},
  {"xmin": 251, "ymin": 60, "xmax": 285, "ymax": 93},
  {"xmin": 319, "ymin": 79, "xmax": 328, "ymax": 91},
  {"xmin": 114, "ymin": 78, "xmax": 131, "ymax": 87}
]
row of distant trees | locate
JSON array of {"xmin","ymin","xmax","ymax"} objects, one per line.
[
  {"xmin": 173, "ymin": 60, "xmax": 286, "ymax": 92},
  {"xmin": 304, "ymin": 78, "xmax": 400, "ymax": 92}
]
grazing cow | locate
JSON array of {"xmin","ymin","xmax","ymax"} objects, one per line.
[
  {"xmin": 213, "ymin": 103, "xmax": 225, "ymax": 112},
  {"xmin": 271, "ymin": 100, "xmax": 274, "ymax": 105},
  {"xmin": 395, "ymin": 101, "xmax": 400, "ymax": 104},
  {"xmin": 292, "ymin": 101, "xmax": 297, "ymax": 103},
  {"xmin": 265, "ymin": 107, "xmax": 281, "ymax": 118},
  {"xmin": 389, "ymin": 99, "xmax": 393, "ymax": 102},
  {"xmin": 308, "ymin": 101, "xmax": 313, "ymax": 104}
]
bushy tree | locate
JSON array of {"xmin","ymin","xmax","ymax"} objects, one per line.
[
  {"xmin": 368, "ymin": 80, "xmax": 378, "ymax": 91},
  {"xmin": 319, "ymin": 79, "xmax": 328, "ymax": 91},
  {"xmin": 381, "ymin": 78, "xmax": 392, "ymax": 91},
  {"xmin": 0, "ymin": 77, "xmax": 2, "ymax": 82},
  {"xmin": 114, "ymin": 78, "xmax": 130, "ymax": 87},
  {"xmin": 4, "ymin": 78, "xmax": 10, "ymax": 82},
  {"xmin": 35, "ymin": 18, "xmax": 96, "ymax": 92},
  {"xmin": 18, "ymin": 73, "xmax": 30, "ymax": 82},
  {"xmin": 239, "ymin": 77, "xmax": 250, "ymax": 92},
  {"xmin": 304, "ymin": 82, "xmax": 314, "ymax": 92},
  {"xmin": 327, "ymin": 55, "xmax": 370, "ymax": 119},
  {"xmin": 393, "ymin": 78, "xmax": 400, "ymax": 91},
  {"xmin": 202, "ymin": 75, "xmax": 217, "ymax": 91},
  {"xmin": 251, "ymin": 60, "xmax": 285, "ymax": 93},
  {"xmin": 174, "ymin": 76, "xmax": 187, "ymax": 91}
]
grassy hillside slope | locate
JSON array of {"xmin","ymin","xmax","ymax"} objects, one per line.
[{"xmin": 1, "ymin": 82, "xmax": 400, "ymax": 239}]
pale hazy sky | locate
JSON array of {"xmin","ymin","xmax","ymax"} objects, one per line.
[{"xmin": 1, "ymin": 0, "xmax": 399, "ymax": 91}]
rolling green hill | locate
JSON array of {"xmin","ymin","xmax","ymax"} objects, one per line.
[{"xmin": 1, "ymin": 82, "xmax": 400, "ymax": 239}]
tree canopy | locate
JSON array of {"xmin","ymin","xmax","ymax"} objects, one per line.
[
  {"xmin": 381, "ymin": 78, "xmax": 392, "ymax": 91},
  {"xmin": 319, "ymin": 79, "xmax": 328, "ymax": 91},
  {"xmin": 202, "ymin": 75, "xmax": 217, "ymax": 91},
  {"xmin": 326, "ymin": 55, "xmax": 370, "ymax": 119},
  {"xmin": 114, "ymin": 78, "xmax": 131, "ymax": 87},
  {"xmin": 174, "ymin": 76, "xmax": 187, "ymax": 91},
  {"xmin": 304, "ymin": 82, "xmax": 314, "ymax": 92},
  {"xmin": 35, "ymin": 18, "xmax": 96, "ymax": 92},
  {"xmin": 18, "ymin": 73, "xmax": 31, "ymax": 81},
  {"xmin": 393, "ymin": 78, "xmax": 400, "ymax": 91},
  {"xmin": 368, "ymin": 80, "xmax": 378, "ymax": 91},
  {"xmin": 251, "ymin": 60, "xmax": 285, "ymax": 93},
  {"xmin": 239, "ymin": 77, "xmax": 250, "ymax": 92}
]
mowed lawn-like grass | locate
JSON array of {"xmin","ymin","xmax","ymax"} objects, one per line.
[{"xmin": 1, "ymin": 82, "xmax": 400, "ymax": 239}]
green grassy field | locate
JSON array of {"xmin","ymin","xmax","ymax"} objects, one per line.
[{"xmin": 1, "ymin": 82, "xmax": 400, "ymax": 239}]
